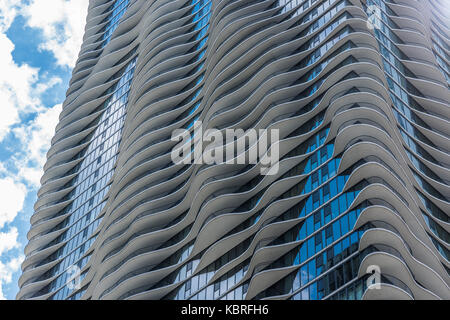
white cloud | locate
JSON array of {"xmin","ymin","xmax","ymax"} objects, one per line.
[
  {"xmin": 0, "ymin": 0, "xmax": 21, "ymax": 32},
  {"xmin": 0, "ymin": 30, "xmax": 63, "ymax": 183},
  {"xmin": 13, "ymin": 104, "xmax": 62, "ymax": 188},
  {"xmin": 35, "ymin": 76, "xmax": 63, "ymax": 95},
  {"xmin": 0, "ymin": 33, "xmax": 44, "ymax": 141},
  {"xmin": 0, "ymin": 228, "xmax": 22, "ymax": 300},
  {"xmin": 0, "ymin": 228, "xmax": 19, "ymax": 256},
  {"xmin": 0, "ymin": 255, "xmax": 24, "ymax": 300},
  {"xmin": 0, "ymin": 0, "xmax": 87, "ymax": 143},
  {"xmin": 0, "ymin": 0, "xmax": 88, "ymax": 300},
  {"xmin": 0, "ymin": 178, "xmax": 26, "ymax": 229},
  {"xmin": 22, "ymin": 0, "xmax": 89, "ymax": 68}
]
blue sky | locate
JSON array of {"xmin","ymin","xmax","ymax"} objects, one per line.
[{"xmin": 0, "ymin": 0, "xmax": 89, "ymax": 300}]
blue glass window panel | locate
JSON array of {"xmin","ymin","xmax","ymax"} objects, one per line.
[
  {"xmin": 314, "ymin": 211, "xmax": 321, "ymax": 231},
  {"xmin": 339, "ymin": 194, "xmax": 348, "ymax": 214},
  {"xmin": 300, "ymin": 243, "xmax": 307, "ymax": 262},
  {"xmin": 333, "ymin": 220, "xmax": 341, "ymax": 240},
  {"xmin": 323, "ymin": 183, "xmax": 330, "ymax": 202},
  {"xmin": 341, "ymin": 214, "xmax": 349, "ymax": 235},
  {"xmin": 329, "ymin": 178, "xmax": 338, "ymax": 197},
  {"xmin": 334, "ymin": 241, "xmax": 342, "ymax": 256},
  {"xmin": 307, "ymin": 237, "xmax": 315, "ymax": 258},
  {"xmin": 306, "ymin": 197, "xmax": 313, "ymax": 214},
  {"xmin": 301, "ymin": 288, "xmax": 309, "ymax": 300},
  {"xmin": 347, "ymin": 190, "xmax": 355, "ymax": 206},
  {"xmin": 337, "ymin": 175, "xmax": 346, "ymax": 191},
  {"xmin": 331, "ymin": 198, "xmax": 339, "ymax": 219},
  {"xmin": 300, "ymin": 265, "xmax": 309, "ymax": 287},
  {"xmin": 308, "ymin": 259, "xmax": 316, "ymax": 281},
  {"xmin": 309, "ymin": 282, "xmax": 318, "ymax": 300},
  {"xmin": 348, "ymin": 210, "xmax": 357, "ymax": 230},
  {"xmin": 342, "ymin": 236, "xmax": 350, "ymax": 251},
  {"xmin": 351, "ymin": 232, "xmax": 358, "ymax": 245},
  {"xmin": 306, "ymin": 216, "xmax": 314, "ymax": 235},
  {"xmin": 299, "ymin": 222, "xmax": 307, "ymax": 240},
  {"xmin": 312, "ymin": 191, "xmax": 320, "ymax": 209}
]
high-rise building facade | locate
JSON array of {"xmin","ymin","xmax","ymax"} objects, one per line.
[{"xmin": 18, "ymin": 0, "xmax": 449, "ymax": 300}]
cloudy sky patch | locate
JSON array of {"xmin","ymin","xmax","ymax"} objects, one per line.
[{"xmin": 0, "ymin": 0, "xmax": 89, "ymax": 300}]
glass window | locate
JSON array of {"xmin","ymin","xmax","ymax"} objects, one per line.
[{"xmin": 332, "ymin": 220, "xmax": 341, "ymax": 240}]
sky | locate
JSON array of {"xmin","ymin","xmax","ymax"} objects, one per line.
[{"xmin": 0, "ymin": 0, "xmax": 89, "ymax": 300}]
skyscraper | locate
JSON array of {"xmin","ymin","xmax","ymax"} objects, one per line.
[{"xmin": 18, "ymin": 0, "xmax": 449, "ymax": 300}]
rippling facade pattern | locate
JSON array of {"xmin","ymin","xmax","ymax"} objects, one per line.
[{"xmin": 18, "ymin": 0, "xmax": 450, "ymax": 300}]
